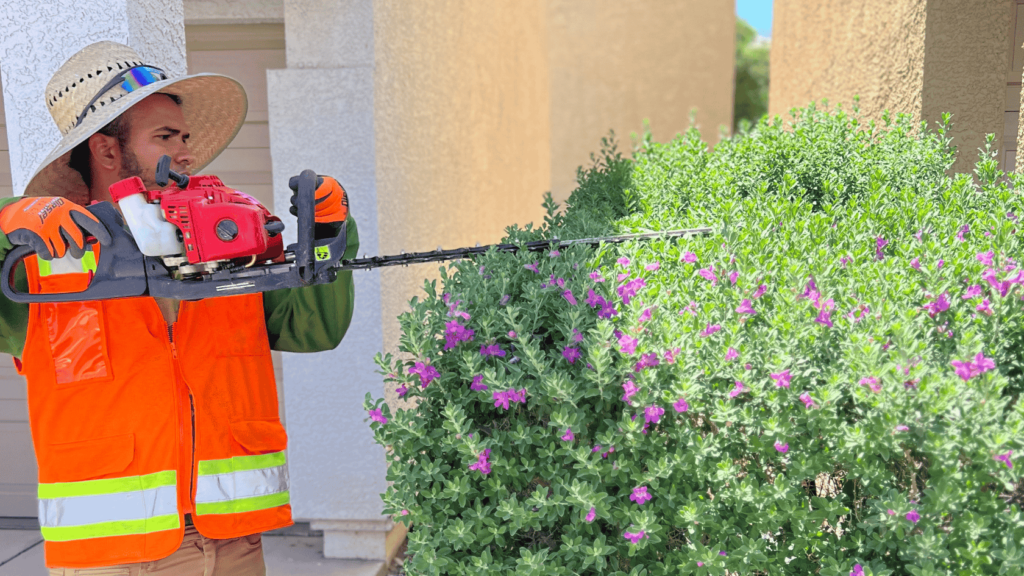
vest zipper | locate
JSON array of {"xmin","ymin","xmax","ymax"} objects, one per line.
[{"xmin": 167, "ymin": 322, "xmax": 197, "ymax": 518}]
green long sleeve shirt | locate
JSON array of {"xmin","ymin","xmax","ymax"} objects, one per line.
[{"xmin": 0, "ymin": 196, "xmax": 359, "ymax": 357}]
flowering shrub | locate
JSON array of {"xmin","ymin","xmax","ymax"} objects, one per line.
[{"xmin": 365, "ymin": 103, "xmax": 1024, "ymax": 575}]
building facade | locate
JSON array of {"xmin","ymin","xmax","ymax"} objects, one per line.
[
  {"xmin": 770, "ymin": 0, "xmax": 1024, "ymax": 174},
  {"xmin": 0, "ymin": 0, "xmax": 734, "ymax": 560}
]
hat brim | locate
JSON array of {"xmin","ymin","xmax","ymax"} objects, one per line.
[{"xmin": 24, "ymin": 73, "xmax": 248, "ymax": 203}]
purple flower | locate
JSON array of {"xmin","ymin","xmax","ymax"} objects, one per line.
[
  {"xmin": 851, "ymin": 564, "xmax": 865, "ymax": 576},
  {"xmin": 977, "ymin": 299, "xmax": 994, "ymax": 315},
  {"xmin": 963, "ymin": 285, "xmax": 983, "ymax": 299},
  {"xmin": 799, "ymin": 277, "xmax": 819, "ymax": 300},
  {"xmin": 586, "ymin": 289, "xmax": 603, "ymax": 307},
  {"xmin": 735, "ymin": 299, "xmax": 757, "ymax": 315},
  {"xmin": 525, "ymin": 261, "xmax": 540, "ymax": 273},
  {"xmin": 480, "ymin": 343, "xmax": 507, "ymax": 357},
  {"xmin": 729, "ymin": 270, "xmax": 739, "ymax": 285},
  {"xmin": 680, "ymin": 300, "xmax": 698, "ymax": 316},
  {"xmin": 368, "ymin": 408, "xmax": 387, "ymax": 424},
  {"xmin": 636, "ymin": 352, "xmax": 660, "ymax": 370},
  {"xmin": 673, "ymin": 397, "xmax": 689, "ymax": 412},
  {"xmin": 597, "ymin": 299, "xmax": 619, "ymax": 319},
  {"xmin": 617, "ymin": 273, "xmax": 629, "ymax": 282},
  {"xmin": 725, "ymin": 347, "xmax": 739, "ymax": 362},
  {"xmin": 977, "ymin": 251, "xmax": 995, "ymax": 266},
  {"xmin": 618, "ymin": 333, "xmax": 638, "ymax": 355},
  {"xmin": 563, "ymin": 290, "xmax": 578, "ymax": 306},
  {"xmin": 699, "ymin": 323, "xmax": 722, "ymax": 338},
  {"xmin": 774, "ymin": 441, "xmax": 789, "ymax": 453},
  {"xmin": 645, "ymin": 262, "xmax": 660, "ymax": 271},
  {"xmin": 956, "ymin": 224, "xmax": 969, "ymax": 242},
  {"xmin": 922, "ymin": 292, "xmax": 950, "ymax": 318},
  {"xmin": 887, "ymin": 509, "xmax": 896, "ymax": 516},
  {"xmin": 914, "ymin": 229, "xmax": 924, "ymax": 242},
  {"xmin": 770, "ymin": 370, "xmax": 792, "ymax": 389},
  {"xmin": 681, "ymin": 251, "xmax": 698, "ymax": 263},
  {"xmin": 799, "ymin": 393, "xmax": 817, "ymax": 409},
  {"xmin": 563, "ymin": 346, "xmax": 581, "ymax": 364},
  {"xmin": 937, "ymin": 259, "xmax": 945, "ymax": 269},
  {"xmin": 621, "ymin": 380, "xmax": 639, "ymax": 404},
  {"xmin": 499, "ymin": 294, "xmax": 510, "ymax": 305},
  {"xmin": 623, "ymin": 530, "xmax": 646, "ymax": 544},
  {"xmin": 994, "ymin": 450, "xmax": 1014, "ymax": 469},
  {"xmin": 409, "ymin": 362, "xmax": 441, "ymax": 388},
  {"xmin": 637, "ymin": 308, "xmax": 654, "ymax": 324},
  {"xmin": 752, "ymin": 284, "xmax": 767, "ymax": 299},
  {"xmin": 814, "ymin": 310, "xmax": 833, "ymax": 328},
  {"xmin": 549, "ymin": 250, "xmax": 560, "ymax": 258},
  {"xmin": 508, "ymin": 330, "xmax": 517, "ymax": 338},
  {"xmin": 859, "ymin": 376, "xmax": 882, "ymax": 393},
  {"xmin": 905, "ymin": 510, "xmax": 920, "ymax": 523},
  {"xmin": 572, "ymin": 328, "xmax": 583, "ymax": 343},
  {"xmin": 585, "ymin": 507, "xmax": 596, "ymax": 522},
  {"xmin": 492, "ymin": 390, "xmax": 510, "ymax": 410},
  {"xmin": 617, "ymin": 277, "xmax": 647, "ymax": 305},
  {"xmin": 617, "ymin": 257, "xmax": 630, "ymax": 267},
  {"xmin": 664, "ymin": 347, "xmax": 681, "ymax": 363},
  {"xmin": 396, "ymin": 384, "xmax": 409, "ymax": 398},
  {"xmin": 840, "ymin": 255, "xmax": 852, "ymax": 267},
  {"xmin": 470, "ymin": 374, "xmax": 488, "ymax": 391},
  {"xmin": 895, "ymin": 424, "xmax": 909, "ymax": 432},
  {"xmin": 589, "ymin": 271, "xmax": 605, "ymax": 283},
  {"xmin": 630, "ymin": 486, "xmax": 652, "ymax": 505},
  {"xmin": 698, "ymin": 266, "xmax": 718, "ymax": 286},
  {"xmin": 952, "ymin": 352, "xmax": 995, "ymax": 381},
  {"xmin": 728, "ymin": 380, "xmax": 747, "ymax": 398},
  {"xmin": 443, "ymin": 320, "xmax": 476, "ymax": 350},
  {"xmin": 644, "ymin": 405, "xmax": 665, "ymax": 424},
  {"xmin": 910, "ymin": 257, "xmax": 921, "ymax": 270},
  {"xmin": 560, "ymin": 428, "xmax": 574, "ymax": 442},
  {"xmin": 875, "ymin": 236, "xmax": 888, "ymax": 260},
  {"xmin": 1010, "ymin": 212, "xmax": 1019, "ymax": 221},
  {"xmin": 468, "ymin": 449, "xmax": 492, "ymax": 476}
]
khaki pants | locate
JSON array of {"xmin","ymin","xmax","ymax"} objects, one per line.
[{"xmin": 48, "ymin": 525, "xmax": 266, "ymax": 576}]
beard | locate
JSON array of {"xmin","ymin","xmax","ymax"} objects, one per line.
[{"xmin": 118, "ymin": 148, "xmax": 151, "ymax": 188}]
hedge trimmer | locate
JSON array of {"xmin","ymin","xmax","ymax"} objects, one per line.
[{"xmin": 1, "ymin": 156, "xmax": 714, "ymax": 303}]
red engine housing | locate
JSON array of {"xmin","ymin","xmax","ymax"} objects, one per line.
[{"xmin": 109, "ymin": 175, "xmax": 284, "ymax": 265}]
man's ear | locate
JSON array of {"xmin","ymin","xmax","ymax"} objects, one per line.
[{"xmin": 88, "ymin": 132, "xmax": 121, "ymax": 175}]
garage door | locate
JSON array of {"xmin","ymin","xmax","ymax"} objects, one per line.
[{"xmin": 0, "ymin": 24, "xmax": 284, "ymax": 519}]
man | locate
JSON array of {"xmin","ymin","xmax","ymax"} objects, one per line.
[{"xmin": 0, "ymin": 41, "xmax": 358, "ymax": 574}]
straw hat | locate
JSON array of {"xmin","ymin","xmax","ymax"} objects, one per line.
[{"xmin": 24, "ymin": 41, "xmax": 247, "ymax": 202}]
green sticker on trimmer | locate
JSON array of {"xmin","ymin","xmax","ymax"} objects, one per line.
[{"xmin": 315, "ymin": 246, "xmax": 331, "ymax": 261}]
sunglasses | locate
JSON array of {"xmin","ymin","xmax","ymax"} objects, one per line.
[{"xmin": 74, "ymin": 65, "xmax": 168, "ymax": 129}]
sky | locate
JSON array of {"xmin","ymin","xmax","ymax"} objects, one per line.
[{"xmin": 736, "ymin": 0, "xmax": 773, "ymax": 38}]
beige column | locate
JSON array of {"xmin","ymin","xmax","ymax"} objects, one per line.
[{"xmin": 770, "ymin": 0, "xmax": 1014, "ymax": 174}]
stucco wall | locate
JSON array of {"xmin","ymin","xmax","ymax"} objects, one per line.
[
  {"xmin": 769, "ymin": 0, "xmax": 928, "ymax": 124},
  {"xmin": 771, "ymin": 0, "xmax": 1013, "ymax": 173},
  {"xmin": 373, "ymin": 0, "xmax": 551, "ymax": 407},
  {"xmin": 546, "ymin": 0, "xmax": 735, "ymax": 203},
  {"xmin": 920, "ymin": 0, "xmax": 1012, "ymax": 173}
]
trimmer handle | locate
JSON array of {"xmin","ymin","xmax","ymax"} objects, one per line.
[
  {"xmin": 291, "ymin": 169, "xmax": 347, "ymax": 285},
  {"xmin": 1, "ymin": 202, "xmax": 148, "ymax": 303}
]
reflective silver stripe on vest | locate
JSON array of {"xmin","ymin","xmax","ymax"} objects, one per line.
[
  {"xmin": 38, "ymin": 484, "xmax": 177, "ymax": 528},
  {"xmin": 195, "ymin": 464, "xmax": 289, "ymax": 505}
]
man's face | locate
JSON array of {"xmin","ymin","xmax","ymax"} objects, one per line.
[{"xmin": 120, "ymin": 94, "xmax": 194, "ymax": 189}]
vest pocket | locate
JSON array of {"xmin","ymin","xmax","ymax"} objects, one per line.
[
  {"xmin": 42, "ymin": 301, "xmax": 112, "ymax": 388},
  {"xmin": 37, "ymin": 434, "xmax": 180, "ymax": 543},
  {"xmin": 194, "ymin": 419, "xmax": 290, "ymax": 516},
  {"xmin": 43, "ymin": 433, "xmax": 134, "ymax": 482}
]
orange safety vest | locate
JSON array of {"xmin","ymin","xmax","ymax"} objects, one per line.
[{"xmin": 18, "ymin": 254, "xmax": 293, "ymax": 568}]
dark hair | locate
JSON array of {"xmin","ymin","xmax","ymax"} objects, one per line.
[{"xmin": 67, "ymin": 93, "xmax": 183, "ymax": 186}]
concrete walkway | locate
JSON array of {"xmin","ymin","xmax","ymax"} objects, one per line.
[{"xmin": 0, "ymin": 528, "xmax": 387, "ymax": 576}]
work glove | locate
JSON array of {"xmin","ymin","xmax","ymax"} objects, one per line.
[
  {"xmin": 287, "ymin": 175, "xmax": 349, "ymax": 239},
  {"xmin": 0, "ymin": 197, "xmax": 111, "ymax": 260}
]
